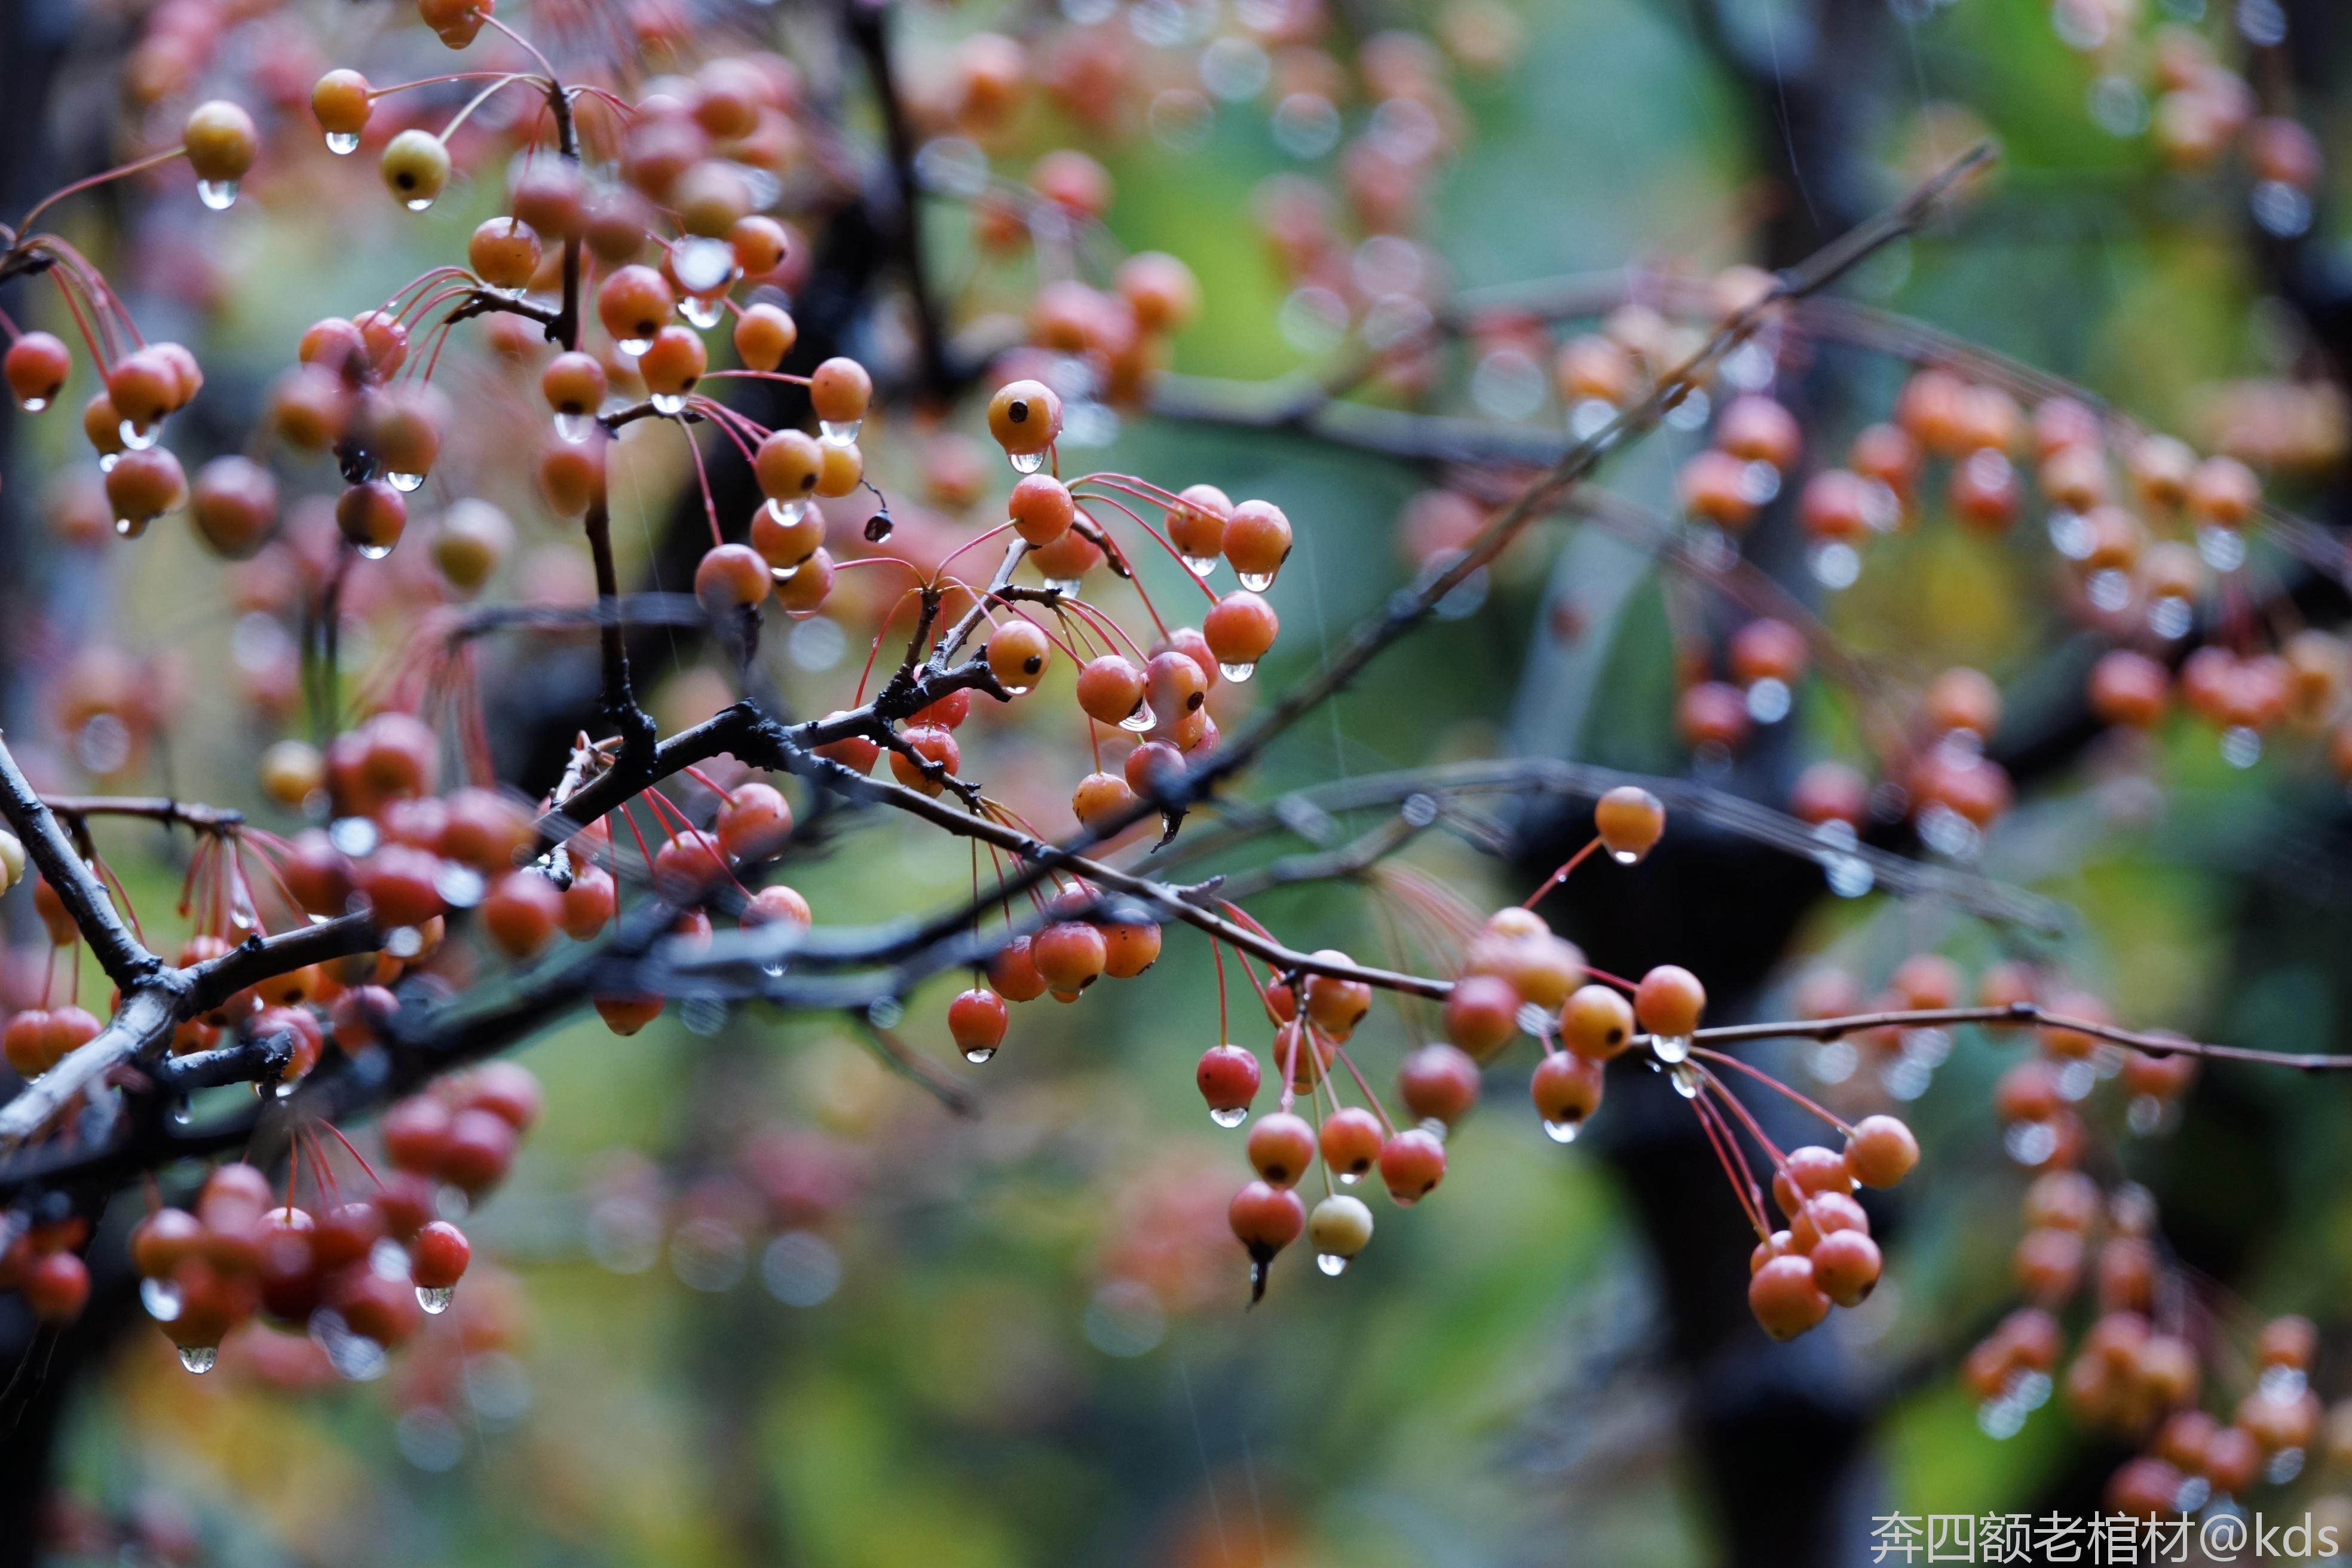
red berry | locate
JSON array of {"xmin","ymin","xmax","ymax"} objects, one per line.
[
  {"xmin": 1074, "ymin": 655, "xmax": 1147, "ymax": 727},
  {"xmin": 1748, "ymin": 1254, "xmax": 1832, "ymax": 1339},
  {"xmin": 1396, "ymin": 1043, "xmax": 1480, "ymax": 1125},
  {"xmin": 1009, "ymin": 473, "xmax": 1074, "ymax": 546},
  {"xmin": 1529, "ymin": 1052, "xmax": 1604, "ymax": 1138},
  {"xmin": 464, "ymin": 1061, "xmax": 543, "ymax": 1131},
  {"xmin": 438, "ymin": 1107, "xmax": 517, "ymax": 1195},
  {"xmin": 1377, "ymin": 1128, "xmax": 1447, "ymax": 1205},
  {"xmin": 1592, "ymin": 785, "xmax": 1665, "ymax": 862},
  {"xmin": 381, "ymin": 1095, "xmax": 452, "ymax": 1174},
  {"xmin": 889, "ymin": 725, "xmax": 960, "ymax": 795},
  {"xmin": 1807, "ymin": 1229, "xmax": 1881, "ymax": 1307},
  {"xmin": 1202, "ymin": 591, "xmax": 1279, "ymax": 670},
  {"xmin": 948, "ymin": 988, "xmax": 1009, "ymax": 1060},
  {"xmin": 1559, "ymin": 984, "xmax": 1634, "ymax": 1061},
  {"xmin": 1196, "ymin": 1044, "xmax": 1260, "ymax": 1120},
  {"xmin": 740, "ymin": 884, "xmax": 812, "ymax": 930},
  {"xmin": 988, "ymin": 936, "xmax": 1049, "ymax": 1003},
  {"xmin": 1633, "ymin": 965, "xmax": 1705, "ymax": 1038},
  {"xmin": 1443, "ymin": 972, "xmax": 1520, "ymax": 1059},
  {"xmin": 482, "ymin": 869, "xmax": 563, "ymax": 959},
  {"xmin": 410, "ymin": 1220, "xmax": 472, "ymax": 1290},
  {"xmin": 1031, "ymin": 920, "xmax": 1106, "ymax": 994},
  {"xmin": 716, "ymin": 781, "xmax": 794, "ymax": 862},
  {"xmin": 4, "ymin": 331, "xmax": 70, "ymax": 411},
  {"xmin": 1843, "ymin": 1115, "xmax": 1918, "ymax": 1189},
  {"xmin": 561, "ymin": 863, "xmax": 617, "ymax": 940},
  {"xmin": 24, "ymin": 1251, "xmax": 90, "ymax": 1322},
  {"xmin": 1246, "ymin": 1112, "xmax": 1316, "ymax": 1188},
  {"xmin": 1318, "ymin": 1107, "xmax": 1384, "ymax": 1180}
]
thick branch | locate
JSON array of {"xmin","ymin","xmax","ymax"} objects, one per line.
[{"xmin": 0, "ymin": 738, "xmax": 157, "ymax": 990}]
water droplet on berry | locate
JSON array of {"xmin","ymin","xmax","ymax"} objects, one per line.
[
  {"xmin": 1218, "ymin": 661, "xmax": 1257, "ymax": 682},
  {"xmin": 197, "ymin": 178, "xmax": 239, "ymax": 210},
  {"xmin": 98, "ymin": 452, "xmax": 119, "ymax": 473},
  {"xmin": 1209, "ymin": 1105, "xmax": 1248, "ymax": 1128},
  {"xmin": 403, "ymin": 194, "xmax": 435, "ymax": 213},
  {"xmin": 1542, "ymin": 1115, "xmax": 1581, "ymax": 1143},
  {"xmin": 1650, "ymin": 1033, "xmax": 1691, "ymax": 1065},
  {"xmin": 819, "ymin": 419, "xmax": 862, "ymax": 445},
  {"xmin": 1609, "ymin": 848, "xmax": 1640, "ymax": 866},
  {"xmin": 357, "ymin": 541, "xmax": 395, "ymax": 561},
  {"xmin": 1337, "ymin": 1169, "xmax": 1363, "ymax": 1186},
  {"xmin": 179, "ymin": 1346, "xmax": 217, "ymax": 1374},
  {"xmin": 1180, "ymin": 553, "xmax": 1220, "ymax": 576},
  {"xmin": 963, "ymin": 1045, "xmax": 996, "ymax": 1064},
  {"xmin": 114, "ymin": 516, "xmax": 142, "ymax": 537},
  {"xmin": 1001, "ymin": 682, "xmax": 1032, "ymax": 697},
  {"xmin": 141, "ymin": 1277, "xmax": 183, "ymax": 1322},
  {"xmin": 119, "ymin": 419, "xmax": 160, "ymax": 449},
  {"xmin": 1237, "ymin": 569, "xmax": 1276, "ymax": 592},
  {"xmin": 325, "ymin": 130, "xmax": 360, "ymax": 155},
  {"xmin": 766, "ymin": 497, "xmax": 807, "ymax": 526},
  {"xmin": 1744, "ymin": 677, "xmax": 1791, "ymax": 724},
  {"xmin": 1315, "ymin": 1252, "xmax": 1348, "ymax": 1276},
  {"xmin": 671, "ymin": 236, "xmax": 738, "ymax": 295},
  {"xmin": 651, "ymin": 393, "xmax": 687, "ymax": 415},
  {"xmin": 416, "ymin": 1284, "xmax": 455, "ymax": 1314},
  {"xmin": 680, "ymin": 293, "xmax": 725, "ymax": 329},
  {"xmin": 1670, "ymin": 1061, "xmax": 1702, "ymax": 1098},
  {"xmin": 555, "ymin": 412, "xmax": 593, "ymax": 443},
  {"xmin": 1118, "ymin": 700, "xmax": 1158, "ymax": 733},
  {"xmin": 1007, "ymin": 449, "xmax": 1048, "ymax": 474},
  {"xmin": 617, "ymin": 336, "xmax": 651, "ymax": 357},
  {"xmin": 1808, "ymin": 541, "xmax": 1861, "ymax": 589},
  {"xmin": 386, "ymin": 470, "xmax": 425, "ymax": 493},
  {"xmin": 2197, "ymin": 523, "xmax": 2246, "ymax": 573},
  {"xmin": 19, "ymin": 397, "xmax": 47, "ymax": 413}
]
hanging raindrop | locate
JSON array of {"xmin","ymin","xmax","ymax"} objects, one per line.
[
  {"xmin": 197, "ymin": 179, "xmax": 239, "ymax": 210},
  {"xmin": 1651, "ymin": 1033, "xmax": 1692, "ymax": 1065},
  {"xmin": 357, "ymin": 541, "xmax": 395, "ymax": 561},
  {"xmin": 19, "ymin": 397, "xmax": 46, "ymax": 413},
  {"xmin": 1218, "ymin": 661, "xmax": 1257, "ymax": 682},
  {"xmin": 1008, "ymin": 449, "xmax": 1048, "ymax": 474},
  {"xmin": 1209, "ymin": 1106, "xmax": 1248, "ymax": 1128},
  {"xmin": 1238, "ymin": 569, "xmax": 1276, "ymax": 592},
  {"xmin": 119, "ymin": 419, "xmax": 161, "ymax": 450},
  {"xmin": 1542, "ymin": 1115, "xmax": 1581, "ymax": 1143},
  {"xmin": 617, "ymin": 336, "xmax": 651, "ymax": 357},
  {"xmin": 819, "ymin": 418, "xmax": 863, "ymax": 446},
  {"xmin": 555, "ymin": 412, "xmax": 592, "ymax": 443},
  {"xmin": 179, "ymin": 1345, "xmax": 218, "ymax": 1374},
  {"xmin": 1316, "ymin": 1253, "xmax": 1348, "ymax": 1276},
  {"xmin": 1181, "ymin": 553, "xmax": 1219, "ymax": 576},
  {"xmin": 651, "ymin": 393, "xmax": 687, "ymax": 415},
  {"xmin": 325, "ymin": 131, "xmax": 359, "ymax": 155},
  {"xmin": 416, "ymin": 1284, "xmax": 455, "ymax": 1315},
  {"xmin": 680, "ymin": 294, "xmax": 724, "ymax": 329},
  {"xmin": 403, "ymin": 195, "xmax": 435, "ymax": 213},
  {"xmin": 963, "ymin": 1045, "xmax": 996, "ymax": 1064},
  {"xmin": 1118, "ymin": 701, "xmax": 1158, "ymax": 733},
  {"xmin": 767, "ymin": 497, "xmax": 807, "ymax": 526}
]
